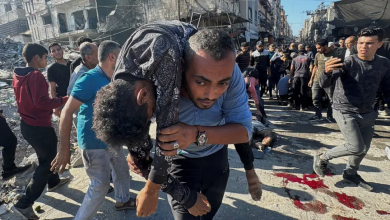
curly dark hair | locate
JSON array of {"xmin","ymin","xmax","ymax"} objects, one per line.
[{"xmin": 93, "ymin": 79, "xmax": 149, "ymax": 148}]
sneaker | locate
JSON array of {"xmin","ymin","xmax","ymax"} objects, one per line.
[
  {"xmin": 309, "ymin": 115, "xmax": 322, "ymax": 121},
  {"xmin": 313, "ymin": 154, "xmax": 328, "ymax": 177},
  {"xmin": 325, "ymin": 116, "xmax": 336, "ymax": 123},
  {"xmin": 2, "ymin": 164, "xmax": 32, "ymax": 181},
  {"xmin": 269, "ymin": 96, "xmax": 274, "ymax": 100},
  {"xmin": 47, "ymin": 177, "xmax": 70, "ymax": 192},
  {"xmin": 12, "ymin": 205, "xmax": 39, "ymax": 220},
  {"xmin": 115, "ymin": 197, "xmax": 137, "ymax": 211},
  {"xmin": 386, "ymin": 146, "xmax": 390, "ymax": 160},
  {"xmin": 342, "ymin": 171, "xmax": 373, "ymax": 191}
]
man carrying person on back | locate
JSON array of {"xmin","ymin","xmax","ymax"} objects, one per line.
[
  {"xmin": 47, "ymin": 42, "xmax": 72, "ymax": 117},
  {"xmin": 12, "ymin": 43, "xmax": 69, "ymax": 220},
  {"xmin": 51, "ymin": 41, "xmax": 136, "ymax": 220},
  {"xmin": 313, "ymin": 27, "xmax": 390, "ymax": 191},
  {"xmin": 89, "ymin": 21, "xmax": 262, "ymax": 219},
  {"xmin": 308, "ymin": 39, "xmax": 338, "ymax": 122}
]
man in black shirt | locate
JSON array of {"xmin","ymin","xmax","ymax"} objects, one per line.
[
  {"xmin": 313, "ymin": 27, "xmax": 390, "ymax": 191},
  {"xmin": 70, "ymin": 37, "xmax": 93, "ymax": 74},
  {"xmin": 236, "ymin": 42, "xmax": 251, "ymax": 72},
  {"xmin": 289, "ymin": 50, "xmax": 312, "ymax": 110},
  {"xmin": 47, "ymin": 42, "xmax": 72, "ymax": 116},
  {"xmin": 250, "ymin": 41, "xmax": 270, "ymax": 97}
]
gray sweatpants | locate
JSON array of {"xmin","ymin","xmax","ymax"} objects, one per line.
[
  {"xmin": 74, "ymin": 148, "xmax": 131, "ymax": 220},
  {"xmin": 322, "ymin": 110, "xmax": 378, "ymax": 175}
]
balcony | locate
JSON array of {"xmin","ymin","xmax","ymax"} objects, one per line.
[{"xmin": 260, "ymin": 0, "xmax": 271, "ymax": 9}]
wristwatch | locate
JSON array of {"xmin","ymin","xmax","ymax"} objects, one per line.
[{"xmin": 195, "ymin": 125, "xmax": 208, "ymax": 146}]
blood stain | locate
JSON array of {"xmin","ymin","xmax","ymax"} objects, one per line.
[
  {"xmin": 377, "ymin": 210, "xmax": 390, "ymax": 215},
  {"xmin": 334, "ymin": 192, "xmax": 364, "ymax": 210},
  {"xmin": 285, "ymin": 188, "xmax": 327, "ymax": 214},
  {"xmin": 274, "ymin": 173, "xmax": 328, "ymax": 189},
  {"xmin": 332, "ymin": 214, "xmax": 358, "ymax": 220}
]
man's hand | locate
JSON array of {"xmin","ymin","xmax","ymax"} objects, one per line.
[
  {"xmin": 136, "ymin": 186, "xmax": 159, "ymax": 217},
  {"xmin": 50, "ymin": 147, "xmax": 71, "ymax": 174},
  {"xmin": 126, "ymin": 153, "xmax": 150, "ymax": 178},
  {"xmin": 158, "ymin": 122, "xmax": 198, "ymax": 156},
  {"xmin": 53, "ymin": 108, "xmax": 61, "ymax": 117},
  {"xmin": 188, "ymin": 193, "xmax": 211, "ymax": 217},
  {"xmin": 246, "ymin": 169, "xmax": 262, "ymax": 201},
  {"xmin": 308, "ymin": 79, "xmax": 313, "ymax": 87},
  {"xmin": 325, "ymin": 58, "xmax": 343, "ymax": 74},
  {"xmin": 0, "ymin": 112, "xmax": 5, "ymax": 119},
  {"xmin": 288, "ymin": 79, "xmax": 292, "ymax": 84}
]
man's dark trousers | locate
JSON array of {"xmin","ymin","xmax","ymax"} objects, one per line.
[
  {"xmin": 268, "ymin": 73, "xmax": 281, "ymax": 98},
  {"xmin": 168, "ymin": 146, "xmax": 229, "ymax": 220},
  {"xmin": 0, "ymin": 117, "xmax": 17, "ymax": 172},
  {"xmin": 292, "ymin": 77, "xmax": 309, "ymax": 108},
  {"xmin": 258, "ymin": 72, "xmax": 268, "ymax": 97},
  {"xmin": 312, "ymin": 81, "xmax": 334, "ymax": 118},
  {"xmin": 15, "ymin": 120, "xmax": 60, "ymax": 209}
]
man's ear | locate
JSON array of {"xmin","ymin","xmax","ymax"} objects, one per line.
[
  {"xmin": 378, "ymin": 41, "xmax": 384, "ymax": 49},
  {"xmin": 136, "ymin": 87, "xmax": 149, "ymax": 106}
]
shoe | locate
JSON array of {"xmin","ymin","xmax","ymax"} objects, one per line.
[
  {"xmin": 115, "ymin": 197, "xmax": 137, "ymax": 211},
  {"xmin": 342, "ymin": 171, "xmax": 373, "ymax": 191},
  {"xmin": 269, "ymin": 96, "xmax": 274, "ymax": 100},
  {"xmin": 12, "ymin": 205, "xmax": 39, "ymax": 220},
  {"xmin": 326, "ymin": 116, "xmax": 336, "ymax": 123},
  {"xmin": 301, "ymin": 107, "xmax": 309, "ymax": 111},
  {"xmin": 386, "ymin": 147, "xmax": 390, "ymax": 160},
  {"xmin": 47, "ymin": 177, "xmax": 70, "ymax": 192},
  {"xmin": 313, "ymin": 154, "xmax": 328, "ymax": 177},
  {"xmin": 2, "ymin": 164, "xmax": 32, "ymax": 181},
  {"xmin": 309, "ymin": 115, "xmax": 322, "ymax": 121}
]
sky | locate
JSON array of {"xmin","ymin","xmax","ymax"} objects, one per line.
[{"xmin": 281, "ymin": 0, "xmax": 339, "ymax": 36}]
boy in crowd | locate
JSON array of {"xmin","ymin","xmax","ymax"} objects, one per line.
[{"xmin": 12, "ymin": 43, "xmax": 69, "ymax": 220}]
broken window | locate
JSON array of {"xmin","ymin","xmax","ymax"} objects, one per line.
[
  {"xmin": 72, "ymin": 11, "xmax": 85, "ymax": 30},
  {"xmin": 42, "ymin": 14, "xmax": 52, "ymax": 25},
  {"xmin": 4, "ymin": 3, "xmax": 12, "ymax": 12},
  {"xmin": 58, "ymin": 13, "xmax": 68, "ymax": 33},
  {"xmin": 95, "ymin": 0, "xmax": 116, "ymax": 27},
  {"xmin": 87, "ymin": 9, "xmax": 98, "ymax": 29},
  {"xmin": 248, "ymin": 7, "xmax": 253, "ymax": 22}
]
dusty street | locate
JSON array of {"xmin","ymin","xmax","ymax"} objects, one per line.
[{"xmin": 2, "ymin": 99, "xmax": 390, "ymax": 220}]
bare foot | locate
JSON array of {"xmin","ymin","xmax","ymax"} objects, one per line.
[{"xmin": 246, "ymin": 169, "xmax": 262, "ymax": 201}]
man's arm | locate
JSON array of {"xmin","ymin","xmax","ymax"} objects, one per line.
[
  {"xmin": 49, "ymin": 82, "xmax": 57, "ymax": 99},
  {"xmin": 250, "ymin": 53, "xmax": 255, "ymax": 66},
  {"xmin": 51, "ymin": 96, "xmax": 82, "ymax": 174},
  {"xmin": 289, "ymin": 63, "xmax": 295, "ymax": 82},
  {"xmin": 319, "ymin": 57, "xmax": 345, "ymax": 88},
  {"xmin": 29, "ymin": 73, "xmax": 67, "ymax": 110}
]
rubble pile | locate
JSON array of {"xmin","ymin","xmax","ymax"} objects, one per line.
[{"xmin": 0, "ymin": 37, "xmax": 25, "ymax": 72}]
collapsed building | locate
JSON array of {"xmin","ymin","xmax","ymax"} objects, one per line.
[{"xmin": 0, "ymin": 0, "xmax": 30, "ymax": 43}]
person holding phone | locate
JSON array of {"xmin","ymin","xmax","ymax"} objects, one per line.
[{"xmin": 313, "ymin": 27, "xmax": 390, "ymax": 191}]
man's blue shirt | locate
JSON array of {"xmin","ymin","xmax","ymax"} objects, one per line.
[
  {"xmin": 179, "ymin": 64, "xmax": 253, "ymax": 158},
  {"xmin": 71, "ymin": 65, "xmax": 110, "ymax": 150}
]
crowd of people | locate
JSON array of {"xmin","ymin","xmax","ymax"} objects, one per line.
[{"xmin": 0, "ymin": 20, "xmax": 389, "ymax": 220}]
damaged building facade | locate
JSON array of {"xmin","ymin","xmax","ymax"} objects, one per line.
[{"xmin": 0, "ymin": 0, "xmax": 30, "ymax": 43}]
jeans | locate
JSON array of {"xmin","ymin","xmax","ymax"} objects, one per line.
[
  {"xmin": 312, "ymin": 81, "xmax": 334, "ymax": 118},
  {"xmin": 322, "ymin": 110, "xmax": 377, "ymax": 175},
  {"xmin": 255, "ymin": 85, "xmax": 267, "ymax": 117},
  {"xmin": 292, "ymin": 77, "xmax": 309, "ymax": 108},
  {"xmin": 268, "ymin": 73, "xmax": 281, "ymax": 98},
  {"xmin": 74, "ymin": 148, "xmax": 130, "ymax": 220},
  {"xmin": 0, "ymin": 117, "xmax": 17, "ymax": 172},
  {"xmin": 168, "ymin": 146, "xmax": 229, "ymax": 220},
  {"xmin": 15, "ymin": 121, "xmax": 60, "ymax": 209}
]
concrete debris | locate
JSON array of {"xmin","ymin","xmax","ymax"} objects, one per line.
[
  {"xmin": 0, "ymin": 204, "xmax": 9, "ymax": 216},
  {"xmin": 0, "ymin": 37, "xmax": 25, "ymax": 71}
]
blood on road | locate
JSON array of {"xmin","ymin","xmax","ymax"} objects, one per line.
[
  {"xmin": 377, "ymin": 210, "xmax": 390, "ymax": 215},
  {"xmin": 332, "ymin": 215, "xmax": 358, "ymax": 220}
]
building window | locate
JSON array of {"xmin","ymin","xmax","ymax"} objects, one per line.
[
  {"xmin": 42, "ymin": 15, "xmax": 52, "ymax": 25},
  {"xmin": 4, "ymin": 3, "xmax": 12, "ymax": 12},
  {"xmin": 255, "ymin": 10, "xmax": 258, "ymax": 25},
  {"xmin": 248, "ymin": 7, "xmax": 252, "ymax": 22}
]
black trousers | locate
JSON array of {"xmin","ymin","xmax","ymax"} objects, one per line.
[
  {"xmin": 258, "ymin": 72, "xmax": 268, "ymax": 97},
  {"xmin": 15, "ymin": 121, "xmax": 60, "ymax": 209},
  {"xmin": 268, "ymin": 73, "xmax": 281, "ymax": 97},
  {"xmin": 0, "ymin": 117, "xmax": 17, "ymax": 172},
  {"xmin": 292, "ymin": 77, "xmax": 309, "ymax": 108},
  {"xmin": 168, "ymin": 146, "xmax": 229, "ymax": 220}
]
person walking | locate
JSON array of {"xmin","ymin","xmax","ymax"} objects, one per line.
[
  {"xmin": 313, "ymin": 27, "xmax": 390, "ymax": 191},
  {"xmin": 236, "ymin": 42, "xmax": 251, "ymax": 72},
  {"xmin": 289, "ymin": 50, "xmax": 313, "ymax": 110},
  {"xmin": 12, "ymin": 43, "xmax": 69, "ymax": 220}
]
